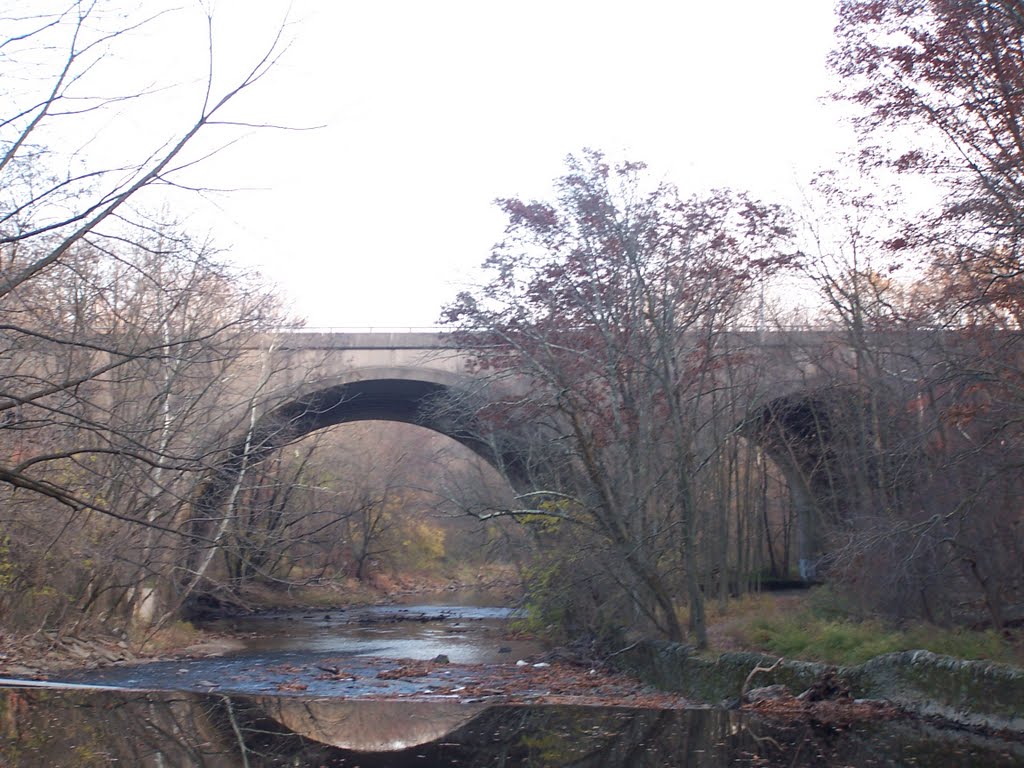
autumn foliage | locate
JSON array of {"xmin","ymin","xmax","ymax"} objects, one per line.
[
  {"xmin": 807, "ymin": 0, "xmax": 1024, "ymax": 630},
  {"xmin": 445, "ymin": 150, "xmax": 797, "ymax": 646}
]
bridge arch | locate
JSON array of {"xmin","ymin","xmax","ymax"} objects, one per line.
[
  {"xmin": 194, "ymin": 369, "xmax": 504, "ymax": 524},
  {"xmin": 265, "ymin": 371, "xmax": 496, "ymax": 463},
  {"xmin": 186, "ymin": 370, "xmax": 509, "ymax": 598}
]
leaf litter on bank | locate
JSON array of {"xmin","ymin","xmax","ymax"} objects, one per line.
[{"xmin": 307, "ymin": 656, "xmax": 692, "ymax": 708}]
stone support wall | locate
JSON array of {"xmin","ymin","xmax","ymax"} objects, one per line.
[{"xmin": 615, "ymin": 641, "xmax": 1024, "ymax": 733}]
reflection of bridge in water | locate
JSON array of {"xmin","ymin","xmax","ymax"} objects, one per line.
[
  {"xmin": 0, "ymin": 685, "xmax": 883, "ymax": 764},
  {"xmin": 265, "ymin": 698, "xmax": 486, "ymax": 752},
  {"xmin": 4, "ymin": 685, "xmax": 1015, "ymax": 764}
]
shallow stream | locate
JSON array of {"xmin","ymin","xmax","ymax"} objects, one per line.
[
  {"xmin": 1, "ymin": 601, "xmax": 1022, "ymax": 766},
  {"xmin": 47, "ymin": 603, "xmax": 543, "ymax": 697}
]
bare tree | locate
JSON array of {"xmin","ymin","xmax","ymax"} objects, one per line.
[{"xmin": 0, "ymin": 2, "xmax": 299, "ymax": 633}]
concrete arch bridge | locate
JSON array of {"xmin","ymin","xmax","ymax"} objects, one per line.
[{"xmin": 196, "ymin": 329, "xmax": 936, "ymax": 582}]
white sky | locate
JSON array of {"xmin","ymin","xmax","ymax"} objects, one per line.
[{"xmin": 27, "ymin": 0, "xmax": 852, "ymax": 329}]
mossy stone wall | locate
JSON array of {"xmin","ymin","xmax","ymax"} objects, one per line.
[{"xmin": 616, "ymin": 641, "xmax": 1024, "ymax": 733}]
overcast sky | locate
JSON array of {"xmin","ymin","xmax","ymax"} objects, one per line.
[{"xmin": 94, "ymin": 1, "xmax": 850, "ymax": 329}]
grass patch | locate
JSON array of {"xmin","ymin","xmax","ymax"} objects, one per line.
[
  {"xmin": 713, "ymin": 588, "xmax": 1021, "ymax": 666},
  {"xmin": 745, "ymin": 614, "xmax": 1014, "ymax": 665},
  {"xmin": 745, "ymin": 616, "xmax": 899, "ymax": 664}
]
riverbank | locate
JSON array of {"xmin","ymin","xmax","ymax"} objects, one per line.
[
  {"xmin": 2, "ymin": 585, "xmax": 1019, "ymax": 674},
  {"xmin": 0, "ymin": 625, "xmax": 248, "ymax": 678},
  {"xmin": 0, "ymin": 577, "xmax": 522, "ymax": 678},
  {"xmin": 705, "ymin": 589, "xmax": 1024, "ymax": 666},
  {"xmin": 620, "ymin": 590, "xmax": 1024, "ymax": 735}
]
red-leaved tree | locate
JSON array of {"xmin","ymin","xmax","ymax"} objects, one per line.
[
  {"xmin": 823, "ymin": 1, "xmax": 1024, "ymax": 628},
  {"xmin": 832, "ymin": 0, "xmax": 1024, "ymax": 306},
  {"xmin": 443, "ymin": 150, "xmax": 795, "ymax": 646}
]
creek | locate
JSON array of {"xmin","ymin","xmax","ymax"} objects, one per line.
[
  {"xmin": 50, "ymin": 603, "xmax": 546, "ymax": 697},
  {"xmin": 1, "ymin": 600, "xmax": 1022, "ymax": 766}
]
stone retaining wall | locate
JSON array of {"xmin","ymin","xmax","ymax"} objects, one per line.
[{"xmin": 615, "ymin": 641, "xmax": 1024, "ymax": 733}]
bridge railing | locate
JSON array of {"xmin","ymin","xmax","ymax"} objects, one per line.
[
  {"xmin": 269, "ymin": 324, "xmax": 849, "ymax": 335},
  {"xmin": 270, "ymin": 326, "xmax": 457, "ymax": 334}
]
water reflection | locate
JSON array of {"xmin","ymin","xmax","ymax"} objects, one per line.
[
  {"xmin": 264, "ymin": 699, "xmax": 487, "ymax": 751},
  {"xmin": 2, "ymin": 686, "xmax": 1022, "ymax": 767}
]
